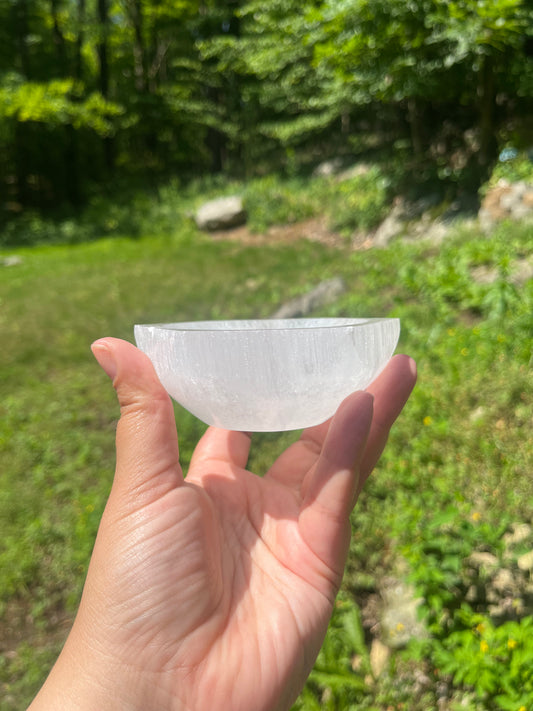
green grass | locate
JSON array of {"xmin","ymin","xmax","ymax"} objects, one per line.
[{"xmin": 1, "ymin": 174, "xmax": 532, "ymax": 709}]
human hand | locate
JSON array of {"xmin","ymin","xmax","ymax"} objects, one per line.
[{"xmin": 29, "ymin": 338, "xmax": 416, "ymax": 711}]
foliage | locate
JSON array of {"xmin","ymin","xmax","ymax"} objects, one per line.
[
  {"xmin": 431, "ymin": 612, "xmax": 533, "ymax": 710},
  {"xmin": 485, "ymin": 150, "xmax": 533, "ymax": 189},
  {"xmin": 1, "ymin": 0, "xmax": 533, "ymax": 217},
  {"xmin": 243, "ymin": 175, "xmax": 323, "ymax": 233},
  {"xmin": 325, "ymin": 167, "xmax": 390, "ymax": 234},
  {"xmin": 198, "ymin": 0, "xmax": 346, "ymax": 158},
  {"xmin": 313, "ymin": 0, "xmax": 533, "ymax": 183},
  {"xmin": 401, "ymin": 506, "xmax": 509, "ymax": 633},
  {"xmin": 0, "ymin": 75, "xmax": 123, "ymax": 133}
]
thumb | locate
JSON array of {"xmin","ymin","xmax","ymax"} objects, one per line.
[{"xmin": 91, "ymin": 338, "xmax": 183, "ymax": 506}]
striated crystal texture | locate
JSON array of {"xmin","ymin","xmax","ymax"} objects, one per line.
[{"xmin": 134, "ymin": 318, "xmax": 400, "ymax": 432}]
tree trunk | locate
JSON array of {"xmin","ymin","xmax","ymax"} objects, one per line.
[
  {"xmin": 130, "ymin": 0, "xmax": 148, "ymax": 93},
  {"xmin": 50, "ymin": 0, "xmax": 67, "ymax": 72},
  {"xmin": 50, "ymin": 0, "xmax": 81, "ymax": 205},
  {"xmin": 97, "ymin": 0, "xmax": 114, "ymax": 172},
  {"xmin": 75, "ymin": 0, "xmax": 86, "ymax": 81},
  {"xmin": 14, "ymin": 0, "xmax": 30, "ymax": 204},
  {"xmin": 14, "ymin": 122, "xmax": 30, "ymax": 206},
  {"xmin": 477, "ymin": 53, "xmax": 498, "ymax": 177},
  {"xmin": 407, "ymin": 98, "xmax": 424, "ymax": 160}
]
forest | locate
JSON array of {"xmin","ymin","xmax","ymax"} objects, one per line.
[{"xmin": 1, "ymin": 0, "xmax": 533, "ymax": 220}]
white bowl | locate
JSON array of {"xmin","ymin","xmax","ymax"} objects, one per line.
[{"xmin": 134, "ymin": 318, "xmax": 400, "ymax": 432}]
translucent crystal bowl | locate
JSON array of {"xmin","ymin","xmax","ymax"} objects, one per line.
[{"xmin": 134, "ymin": 318, "xmax": 400, "ymax": 432}]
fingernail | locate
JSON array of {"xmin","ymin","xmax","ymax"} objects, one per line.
[{"xmin": 91, "ymin": 340, "xmax": 117, "ymax": 380}]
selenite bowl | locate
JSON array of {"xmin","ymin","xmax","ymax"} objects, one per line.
[{"xmin": 134, "ymin": 318, "xmax": 400, "ymax": 432}]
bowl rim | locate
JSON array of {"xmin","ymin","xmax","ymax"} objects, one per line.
[{"xmin": 134, "ymin": 317, "xmax": 399, "ymax": 334}]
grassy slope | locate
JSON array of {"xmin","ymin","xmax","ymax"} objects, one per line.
[{"xmin": 1, "ymin": 194, "xmax": 532, "ymax": 708}]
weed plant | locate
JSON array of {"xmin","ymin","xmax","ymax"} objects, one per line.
[{"xmin": 1, "ymin": 171, "xmax": 532, "ymax": 709}]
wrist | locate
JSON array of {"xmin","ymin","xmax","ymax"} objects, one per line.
[{"xmin": 28, "ymin": 624, "xmax": 171, "ymax": 711}]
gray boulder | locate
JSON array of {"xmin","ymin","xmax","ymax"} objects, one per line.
[
  {"xmin": 271, "ymin": 277, "xmax": 346, "ymax": 318},
  {"xmin": 195, "ymin": 196, "xmax": 247, "ymax": 231}
]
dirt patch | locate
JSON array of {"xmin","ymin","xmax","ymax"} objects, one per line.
[{"xmin": 208, "ymin": 216, "xmax": 356, "ymax": 249}]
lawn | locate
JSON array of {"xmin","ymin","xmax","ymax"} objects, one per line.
[{"xmin": 1, "ymin": 175, "xmax": 532, "ymax": 710}]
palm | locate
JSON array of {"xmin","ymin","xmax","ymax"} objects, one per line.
[
  {"xmin": 184, "ymin": 456, "xmax": 335, "ymax": 711},
  {"xmin": 96, "ymin": 426, "xmax": 353, "ymax": 711}
]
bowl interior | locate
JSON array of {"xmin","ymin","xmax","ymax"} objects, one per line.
[{"xmin": 145, "ymin": 318, "xmax": 376, "ymax": 331}]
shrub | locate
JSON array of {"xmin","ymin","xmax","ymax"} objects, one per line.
[
  {"xmin": 243, "ymin": 174, "xmax": 321, "ymax": 233},
  {"xmin": 326, "ymin": 167, "xmax": 390, "ymax": 234}
]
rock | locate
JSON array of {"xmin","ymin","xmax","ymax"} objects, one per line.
[
  {"xmin": 491, "ymin": 568, "xmax": 515, "ymax": 595},
  {"xmin": 503, "ymin": 523, "xmax": 532, "ymax": 548},
  {"xmin": 1, "ymin": 255, "xmax": 23, "ymax": 267},
  {"xmin": 195, "ymin": 196, "xmax": 247, "ymax": 231},
  {"xmin": 373, "ymin": 204, "xmax": 404, "ymax": 248},
  {"xmin": 369, "ymin": 638, "xmax": 390, "ymax": 678},
  {"xmin": 465, "ymin": 584, "xmax": 480, "ymax": 602},
  {"xmin": 409, "ymin": 218, "xmax": 449, "ymax": 246},
  {"xmin": 469, "ymin": 406, "xmax": 486, "ymax": 422},
  {"xmin": 425, "ymin": 221, "xmax": 449, "ymax": 245},
  {"xmin": 510, "ymin": 258, "xmax": 533, "ymax": 286},
  {"xmin": 524, "ymin": 191, "xmax": 533, "ymax": 208},
  {"xmin": 470, "ymin": 258, "xmax": 533, "ymax": 286},
  {"xmin": 441, "ymin": 193, "xmax": 480, "ymax": 222},
  {"xmin": 470, "ymin": 265, "xmax": 498, "ymax": 285},
  {"xmin": 336, "ymin": 163, "xmax": 372, "ymax": 182},
  {"xmin": 486, "ymin": 587, "xmax": 501, "ymax": 604},
  {"xmin": 379, "ymin": 579, "xmax": 426, "ymax": 649},
  {"xmin": 489, "ymin": 596, "xmax": 525, "ymax": 621},
  {"xmin": 500, "ymin": 183, "xmax": 527, "ymax": 210},
  {"xmin": 517, "ymin": 550, "xmax": 533, "ymax": 572},
  {"xmin": 467, "ymin": 552, "xmax": 499, "ymax": 572},
  {"xmin": 402, "ymin": 193, "xmax": 443, "ymax": 220},
  {"xmin": 479, "ymin": 181, "xmax": 533, "ymax": 231},
  {"xmin": 271, "ymin": 277, "xmax": 346, "ymax": 318},
  {"xmin": 313, "ymin": 157, "xmax": 344, "ymax": 177}
]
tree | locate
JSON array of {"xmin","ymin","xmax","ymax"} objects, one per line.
[
  {"xmin": 428, "ymin": 0, "xmax": 533, "ymax": 174},
  {"xmin": 198, "ymin": 0, "xmax": 346, "ymax": 172},
  {"xmin": 313, "ymin": 0, "xmax": 533, "ymax": 186}
]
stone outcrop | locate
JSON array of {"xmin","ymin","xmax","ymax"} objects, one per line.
[{"xmin": 479, "ymin": 180, "xmax": 533, "ymax": 231}]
